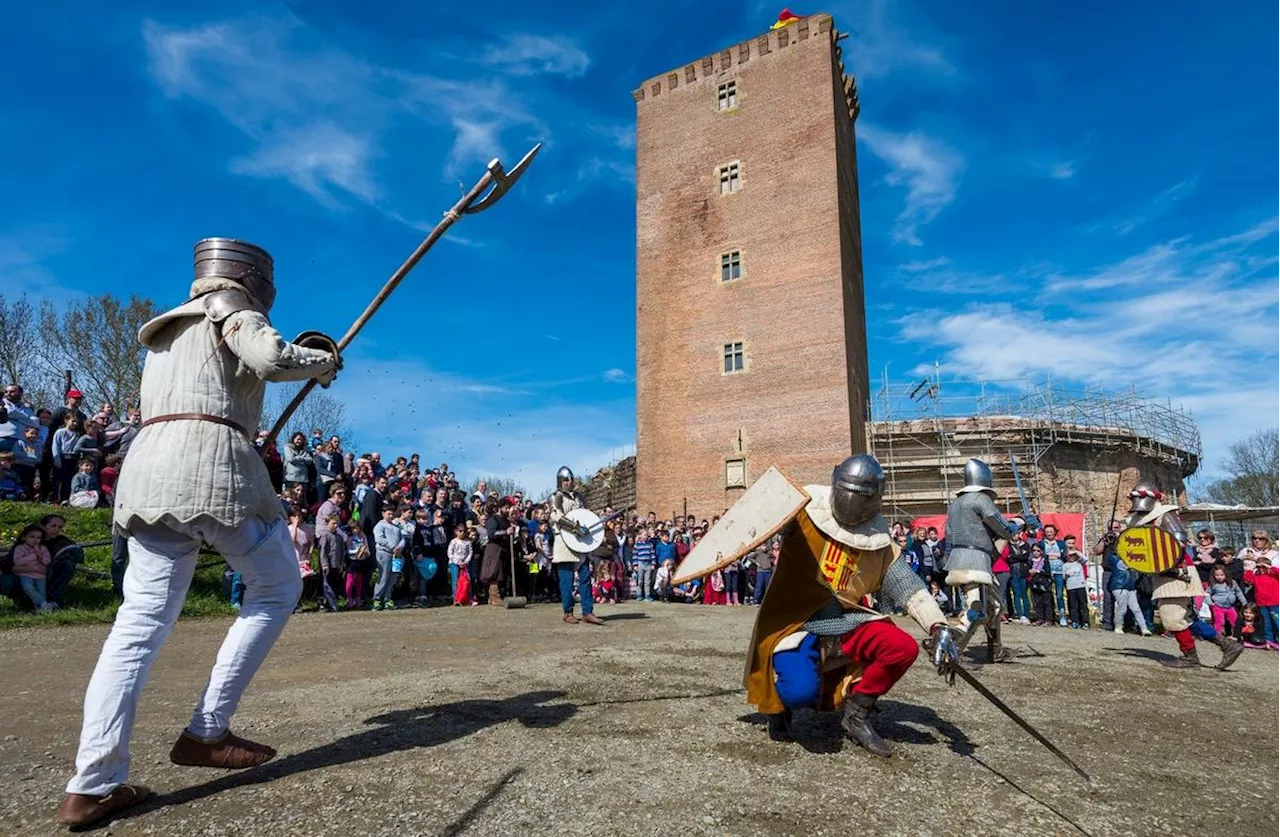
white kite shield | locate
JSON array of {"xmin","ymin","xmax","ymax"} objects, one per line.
[{"xmin": 671, "ymin": 466, "xmax": 810, "ymax": 585}]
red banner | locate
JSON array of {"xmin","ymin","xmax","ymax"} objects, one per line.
[{"xmin": 908, "ymin": 512, "xmax": 1087, "ymax": 546}]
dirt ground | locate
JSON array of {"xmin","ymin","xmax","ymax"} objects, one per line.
[{"xmin": 0, "ymin": 603, "xmax": 1276, "ymax": 837}]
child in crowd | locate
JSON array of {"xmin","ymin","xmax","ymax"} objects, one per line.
[
  {"xmin": 98, "ymin": 454, "xmax": 121, "ymax": 505},
  {"xmin": 13, "ymin": 425, "xmax": 41, "ymax": 496},
  {"xmin": 51, "ymin": 414, "xmax": 83, "ymax": 502},
  {"xmin": 654, "ymin": 558, "xmax": 674, "ymax": 603},
  {"xmin": 1207, "ymin": 565, "xmax": 1247, "ymax": 638},
  {"xmin": 1062, "ymin": 549, "xmax": 1089, "ymax": 629},
  {"xmin": 287, "ymin": 505, "xmax": 316, "ymax": 611},
  {"xmin": 723, "ymin": 558, "xmax": 741, "ymax": 606},
  {"xmin": 371, "ymin": 505, "xmax": 406, "ymax": 611},
  {"xmin": 68, "ymin": 457, "xmax": 100, "ymax": 508},
  {"xmin": 594, "ymin": 561, "xmax": 616, "ymax": 604},
  {"xmin": 1243, "ymin": 555, "xmax": 1279, "ymax": 649},
  {"xmin": 315, "ymin": 515, "xmax": 345, "ymax": 611},
  {"xmin": 345, "ymin": 528, "xmax": 371, "ymax": 610},
  {"xmin": 448, "ymin": 525, "xmax": 472, "ymax": 606},
  {"xmin": 1240, "ymin": 604, "xmax": 1267, "ymax": 649},
  {"xmin": 12, "ymin": 523, "xmax": 55, "ymax": 613},
  {"xmin": 0, "ymin": 453, "xmax": 22, "ymax": 500},
  {"xmin": 1029, "ymin": 544, "xmax": 1055, "ymax": 626},
  {"xmin": 929, "ymin": 579, "xmax": 951, "ymax": 615},
  {"xmin": 632, "ymin": 527, "xmax": 657, "ymax": 602}
]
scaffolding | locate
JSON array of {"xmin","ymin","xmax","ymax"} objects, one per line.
[{"xmin": 868, "ymin": 368, "xmax": 1203, "ymax": 531}]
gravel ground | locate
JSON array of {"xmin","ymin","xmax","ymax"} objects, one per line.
[{"xmin": 0, "ymin": 602, "xmax": 1276, "ymax": 837}]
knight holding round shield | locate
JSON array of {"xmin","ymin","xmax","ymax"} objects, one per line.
[
  {"xmin": 677, "ymin": 455, "xmax": 960, "ymax": 756},
  {"xmin": 1118, "ymin": 482, "xmax": 1243, "ymax": 671}
]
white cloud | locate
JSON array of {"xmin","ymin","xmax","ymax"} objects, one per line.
[
  {"xmin": 228, "ymin": 122, "xmax": 378, "ymax": 207},
  {"xmin": 898, "ymin": 217, "xmax": 1280, "ymax": 477},
  {"xmin": 858, "ymin": 124, "xmax": 964, "ymax": 246},
  {"xmin": 833, "ymin": 0, "xmax": 954, "ymax": 79},
  {"xmin": 479, "ymin": 34, "xmax": 591, "ymax": 78},
  {"xmin": 140, "ymin": 17, "xmax": 548, "ymax": 210},
  {"xmin": 1048, "ymin": 160, "xmax": 1076, "ymax": 180},
  {"xmin": 603, "ymin": 368, "xmax": 632, "ymax": 383}
]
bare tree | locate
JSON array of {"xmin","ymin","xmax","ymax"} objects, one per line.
[
  {"xmin": 37, "ymin": 295, "xmax": 157, "ymax": 411},
  {"xmin": 0, "ymin": 293, "xmax": 39, "ymax": 387},
  {"xmin": 1204, "ymin": 428, "xmax": 1279, "ymax": 508},
  {"xmin": 469, "ymin": 475, "xmax": 528, "ymax": 499},
  {"xmin": 260, "ymin": 382, "xmax": 354, "ymax": 448}
]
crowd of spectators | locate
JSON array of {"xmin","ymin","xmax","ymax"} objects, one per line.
[
  {"xmin": 2, "ymin": 381, "xmax": 1278, "ymax": 646},
  {"xmin": 891, "ymin": 518, "xmax": 1279, "ymax": 649}
]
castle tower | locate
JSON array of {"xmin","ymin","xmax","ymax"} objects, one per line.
[{"xmin": 633, "ymin": 12, "xmax": 869, "ymax": 518}]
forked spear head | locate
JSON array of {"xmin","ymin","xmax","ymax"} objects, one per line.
[{"xmin": 465, "ymin": 143, "xmax": 542, "ymax": 214}]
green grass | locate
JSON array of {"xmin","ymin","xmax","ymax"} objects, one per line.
[{"xmin": 0, "ymin": 501, "xmax": 235, "ymax": 629}]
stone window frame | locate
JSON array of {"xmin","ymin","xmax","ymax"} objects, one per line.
[
  {"xmin": 716, "ymin": 80, "xmax": 738, "ymax": 111},
  {"xmin": 717, "ymin": 161, "xmax": 741, "ymax": 195},
  {"xmin": 725, "ymin": 458, "xmax": 747, "ymax": 489},
  {"xmin": 719, "ymin": 250, "xmax": 743, "ymax": 283},
  {"xmin": 721, "ymin": 340, "xmax": 745, "ymax": 375}
]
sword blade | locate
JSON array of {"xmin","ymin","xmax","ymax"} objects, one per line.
[{"xmin": 950, "ymin": 664, "xmax": 1092, "ymax": 782}]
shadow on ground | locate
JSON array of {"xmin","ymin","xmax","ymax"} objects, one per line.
[{"xmin": 92, "ymin": 691, "xmax": 573, "ymax": 830}]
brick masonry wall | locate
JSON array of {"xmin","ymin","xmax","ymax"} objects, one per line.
[{"xmin": 634, "ymin": 15, "xmax": 869, "ymax": 520}]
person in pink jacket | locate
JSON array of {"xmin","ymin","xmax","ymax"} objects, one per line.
[
  {"xmin": 11, "ymin": 524, "xmax": 54, "ymax": 613},
  {"xmin": 1243, "ymin": 553, "xmax": 1278, "ymax": 649}
]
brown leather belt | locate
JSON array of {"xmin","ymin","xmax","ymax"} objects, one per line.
[{"xmin": 139, "ymin": 413, "xmax": 251, "ymax": 438}]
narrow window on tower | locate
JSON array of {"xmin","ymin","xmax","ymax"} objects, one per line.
[
  {"xmin": 718, "ymin": 162, "xmax": 740, "ymax": 195},
  {"xmin": 722, "ymin": 341, "xmax": 744, "ymax": 374},
  {"xmin": 720, "ymin": 250, "xmax": 742, "ymax": 282},
  {"xmin": 717, "ymin": 80, "xmax": 737, "ymax": 111}
]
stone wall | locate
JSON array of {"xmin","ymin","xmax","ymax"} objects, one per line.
[{"xmin": 581, "ymin": 456, "xmax": 637, "ymax": 513}]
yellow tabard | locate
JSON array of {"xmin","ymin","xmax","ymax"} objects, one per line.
[{"xmin": 743, "ymin": 509, "xmax": 896, "ymax": 715}]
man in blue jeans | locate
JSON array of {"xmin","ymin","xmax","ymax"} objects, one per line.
[
  {"xmin": 754, "ymin": 540, "xmax": 778, "ymax": 604},
  {"xmin": 548, "ymin": 465, "xmax": 603, "ymax": 625}
]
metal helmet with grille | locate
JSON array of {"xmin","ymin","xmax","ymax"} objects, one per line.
[
  {"xmin": 555, "ymin": 465, "xmax": 574, "ymax": 490},
  {"xmin": 1125, "ymin": 482, "xmax": 1163, "ymax": 523},
  {"xmin": 956, "ymin": 458, "xmax": 995, "ymax": 495},
  {"xmin": 829, "ymin": 454, "xmax": 885, "ymax": 529},
  {"xmin": 191, "ymin": 238, "xmax": 276, "ymax": 309}
]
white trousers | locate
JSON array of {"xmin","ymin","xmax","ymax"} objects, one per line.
[{"xmin": 66, "ymin": 515, "xmax": 300, "ymax": 796}]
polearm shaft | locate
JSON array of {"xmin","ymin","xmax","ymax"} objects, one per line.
[{"xmin": 265, "ymin": 144, "xmax": 541, "ymax": 446}]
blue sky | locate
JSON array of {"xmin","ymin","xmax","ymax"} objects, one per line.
[{"xmin": 3, "ymin": 1, "xmax": 1277, "ymax": 496}]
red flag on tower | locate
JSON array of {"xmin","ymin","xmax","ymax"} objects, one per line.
[{"xmin": 771, "ymin": 8, "xmax": 804, "ymax": 29}]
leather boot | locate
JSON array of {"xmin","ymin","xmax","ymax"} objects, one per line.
[
  {"xmin": 840, "ymin": 694, "xmax": 892, "ymax": 757},
  {"xmin": 767, "ymin": 710, "xmax": 794, "ymax": 742},
  {"xmin": 581, "ymin": 613, "xmax": 604, "ymax": 625},
  {"xmin": 1213, "ymin": 635, "xmax": 1244, "ymax": 671},
  {"xmin": 169, "ymin": 729, "xmax": 276, "ymax": 769},
  {"xmin": 563, "ymin": 612, "xmax": 580, "ymax": 624},
  {"xmin": 1160, "ymin": 647, "xmax": 1201, "ymax": 669},
  {"xmin": 55, "ymin": 785, "xmax": 152, "ymax": 828},
  {"xmin": 488, "ymin": 583, "xmax": 502, "ymax": 606}
]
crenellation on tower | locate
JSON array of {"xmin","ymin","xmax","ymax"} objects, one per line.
[{"xmin": 631, "ymin": 12, "xmax": 839, "ymax": 103}]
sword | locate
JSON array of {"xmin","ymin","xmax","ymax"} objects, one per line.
[
  {"xmin": 948, "ymin": 663, "xmax": 1091, "ymax": 782},
  {"xmin": 1008, "ymin": 452, "xmax": 1040, "ymax": 532}
]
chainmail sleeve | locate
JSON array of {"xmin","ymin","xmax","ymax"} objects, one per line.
[{"xmin": 879, "ymin": 555, "xmax": 946, "ymax": 633}]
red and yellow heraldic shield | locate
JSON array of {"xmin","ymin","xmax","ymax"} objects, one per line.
[
  {"xmin": 818, "ymin": 538, "xmax": 863, "ymax": 598},
  {"xmin": 1117, "ymin": 526, "xmax": 1185, "ymax": 574}
]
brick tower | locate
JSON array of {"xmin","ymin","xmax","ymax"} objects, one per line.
[{"xmin": 634, "ymin": 12, "xmax": 869, "ymax": 519}]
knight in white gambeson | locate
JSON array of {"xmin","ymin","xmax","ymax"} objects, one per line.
[{"xmin": 57, "ymin": 239, "xmax": 340, "ymax": 829}]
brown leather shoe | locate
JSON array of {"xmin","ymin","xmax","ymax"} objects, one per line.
[
  {"xmin": 55, "ymin": 783, "xmax": 152, "ymax": 827},
  {"xmin": 563, "ymin": 612, "xmax": 580, "ymax": 624},
  {"xmin": 582, "ymin": 613, "xmax": 604, "ymax": 625},
  {"xmin": 169, "ymin": 730, "xmax": 277, "ymax": 769}
]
